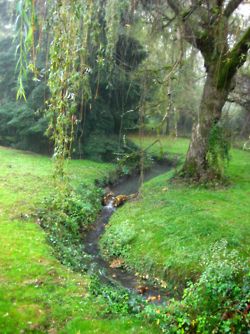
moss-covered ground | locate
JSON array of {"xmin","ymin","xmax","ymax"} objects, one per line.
[
  {"xmin": 101, "ymin": 136, "xmax": 250, "ymax": 288},
  {"xmin": 0, "ymin": 146, "xmax": 160, "ymax": 334}
]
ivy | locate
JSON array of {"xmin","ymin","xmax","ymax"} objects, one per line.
[{"xmin": 206, "ymin": 123, "xmax": 231, "ymax": 178}]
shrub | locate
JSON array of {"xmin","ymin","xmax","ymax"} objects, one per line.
[
  {"xmin": 142, "ymin": 240, "xmax": 250, "ymax": 333},
  {"xmin": 78, "ymin": 131, "xmax": 139, "ymax": 163},
  {"xmin": 38, "ymin": 183, "xmax": 103, "ymax": 272},
  {"xmin": 89, "ymin": 275, "xmax": 144, "ymax": 316},
  {"xmin": 101, "ymin": 220, "xmax": 136, "ymax": 259}
]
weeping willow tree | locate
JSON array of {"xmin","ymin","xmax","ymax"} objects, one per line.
[{"xmin": 16, "ymin": 0, "xmax": 145, "ymax": 175}]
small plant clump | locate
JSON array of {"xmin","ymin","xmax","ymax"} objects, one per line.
[
  {"xmin": 89, "ymin": 275, "xmax": 145, "ymax": 316},
  {"xmin": 38, "ymin": 183, "xmax": 103, "ymax": 272},
  {"xmin": 141, "ymin": 240, "xmax": 250, "ymax": 333}
]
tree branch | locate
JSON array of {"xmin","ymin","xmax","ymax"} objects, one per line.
[
  {"xmin": 166, "ymin": 0, "xmax": 200, "ymax": 48},
  {"xmin": 223, "ymin": 0, "xmax": 243, "ymax": 17},
  {"xmin": 166, "ymin": 0, "xmax": 181, "ymax": 15},
  {"xmin": 217, "ymin": 26, "xmax": 250, "ymax": 88},
  {"xmin": 228, "ymin": 25, "xmax": 250, "ymax": 67}
]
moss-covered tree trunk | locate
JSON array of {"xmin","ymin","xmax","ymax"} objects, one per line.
[
  {"xmin": 166, "ymin": 0, "xmax": 250, "ymax": 180},
  {"xmin": 183, "ymin": 69, "xmax": 229, "ymax": 179}
]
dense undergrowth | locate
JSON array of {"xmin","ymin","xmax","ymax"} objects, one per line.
[{"xmin": 142, "ymin": 240, "xmax": 250, "ymax": 333}]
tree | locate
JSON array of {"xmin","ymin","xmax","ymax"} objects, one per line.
[
  {"xmin": 16, "ymin": 0, "xmax": 250, "ymax": 176},
  {"xmin": 165, "ymin": 0, "xmax": 250, "ymax": 180},
  {"xmin": 7, "ymin": 0, "xmax": 145, "ymax": 160}
]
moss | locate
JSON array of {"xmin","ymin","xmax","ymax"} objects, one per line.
[{"xmin": 217, "ymin": 26, "xmax": 250, "ymax": 90}]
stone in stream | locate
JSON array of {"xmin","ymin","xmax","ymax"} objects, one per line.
[
  {"xmin": 110, "ymin": 258, "xmax": 124, "ymax": 269},
  {"xmin": 102, "ymin": 192, "xmax": 138, "ymax": 208}
]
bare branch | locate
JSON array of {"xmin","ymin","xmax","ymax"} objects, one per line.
[
  {"xmin": 166, "ymin": 0, "xmax": 200, "ymax": 48},
  {"xmin": 223, "ymin": 0, "xmax": 243, "ymax": 17}
]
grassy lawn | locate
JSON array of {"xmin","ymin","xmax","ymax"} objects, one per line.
[
  {"xmin": 129, "ymin": 134, "xmax": 190, "ymax": 158},
  {"xmin": 101, "ymin": 136, "xmax": 250, "ymax": 287},
  {"xmin": 0, "ymin": 146, "xmax": 160, "ymax": 334}
]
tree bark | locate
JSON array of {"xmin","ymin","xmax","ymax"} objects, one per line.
[
  {"xmin": 164, "ymin": 0, "xmax": 250, "ymax": 180},
  {"xmin": 182, "ymin": 30, "xmax": 250, "ymax": 180},
  {"xmin": 183, "ymin": 69, "xmax": 229, "ymax": 179}
]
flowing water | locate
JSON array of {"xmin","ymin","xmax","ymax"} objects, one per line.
[{"xmin": 83, "ymin": 161, "xmax": 172, "ymax": 301}]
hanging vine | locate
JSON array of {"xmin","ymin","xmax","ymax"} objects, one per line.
[
  {"xmin": 16, "ymin": 0, "xmax": 133, "ymax": 179},
  {"xmin": 15, "ymin": 0, "xmax": 36, "ymax": 100},
  {"xmin": 46, "ymin": 1, "xmax": 86, "ymax": 177}
]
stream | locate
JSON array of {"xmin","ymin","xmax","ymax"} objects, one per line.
[{"xmin": 83, "ymin": 161, "xmax": 172, "ymax": 302}]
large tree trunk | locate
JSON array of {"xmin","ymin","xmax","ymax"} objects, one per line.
[
  {"xmin": 165, "ymin": 0, "xmax": 250, "ymax": 181},
  {"xmin": 183, "ymin": 70, "xmax": 230, "ymax": 180}
]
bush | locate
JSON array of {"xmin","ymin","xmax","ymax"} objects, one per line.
[
  {"xmin": 142, "ymin": 240, "xmax": 250, "ymax": 333},
  {"xmin": 0, "ymin": 101, "xmax": 49, "ymax": 153},
  {"xmin": 78, "ymin": 131, "xmax": 138, "ymax": 163},
  {"xmin": 38, "ymin": 183, "xmax": 103, "ymax": 272},
  {"xmin": 89, "ymin": 275, "xmax": 144, "ymax": 316}
]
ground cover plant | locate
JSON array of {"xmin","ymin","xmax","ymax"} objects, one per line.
[
  {"xmin": 0, "ymin": 146, "xmax": 160, "ymax": 334},
  {"xmin": 141, "ymin": 240, "xmax": 250, "ymax": 333}
]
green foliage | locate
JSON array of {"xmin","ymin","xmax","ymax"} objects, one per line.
[
  {"xmin": 15, "ymin": 0, "xmax": 37, "ymax": 100},
  {"xmin": 0, "ymin": 36, "xmax": 50, "ymax": 153},
  {"xmin": 14, "ymin": 0, "xmax": 147, "ymax": 171},
  {"xmin": 207, "ymin": 124, "xmax": 231, "ymax": 177},
  {"xmin": 142, "ymin": 241, "xmax": 250, "ymax": 334},
  {"xmin": 0, "ymin": 146, "xmax": 158, "ymax": 334},
  {"xmin": 46, "ymin": 0, "xmax": 86, "ymax": 176},
  {"xmin": 116, "ymin": 150, "xmax": 153, "ymax": 175},
  {"xmin": 0, "ymin": 101, "xmax": 49, "ymax": 152},
  {"xmin": 89, "ymin": 275, "xmax": 144, "ymax": 316},
  {"xmin": 38, "ymin": 184, "xmax": 103, "ymax": 272},
  {"xmin": 104, "ymin": 0, "xmax": 130, "ymax": 66},
  {"xmin": 0, "ymin": 35, "xmax": 142, "ymax": 158},
  {"xmin": 101, "ymin": 220, "xmax": 137, "ymax": 259},
  {"xmin": 80, "ymin": 132, "xmax": 137, "ymax": 162},
  {"xmin": 0, "ymin": 38, "xmax": 16, "ymax": 100}
]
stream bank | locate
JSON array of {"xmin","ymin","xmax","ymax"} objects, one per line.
[{"xmin": 83, "ymin": 160, "xmax": 174, "ymax": 301}]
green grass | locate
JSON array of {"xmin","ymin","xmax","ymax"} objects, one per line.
[
  {"xmin": 0, "ymin": 146, "xmax": 160, "ymax": 334},
  {"xmin": 101, "ymin": 136, "xmax": 250, "ymax": 288},
  {"xmin": 129, "ymin": 134, "xmax": 190, "ymax": 158}
]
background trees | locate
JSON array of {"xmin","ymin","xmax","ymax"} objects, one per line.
[
  {"xmin": 0, "ymin": 1, "xmax": 145, "ymax": 159},
  {"xmin": 0, "ymin": 0, "xmax": 249, "ymax": 177}
]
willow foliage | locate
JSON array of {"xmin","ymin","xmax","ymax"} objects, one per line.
[{"xmin": 16, "ymin": 0, "xmax": 132, "ymax": 176}]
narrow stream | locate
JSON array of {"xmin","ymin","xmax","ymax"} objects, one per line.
[{"xmin": 83, "ymin": 161, "xmax": 172, "ymax": 302}]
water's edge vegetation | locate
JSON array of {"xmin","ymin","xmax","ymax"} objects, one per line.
[
  {"xmin": 0, "ymin": 137, "xmax": 249, "ymax": 333},
  {"xmin": 0, "ymin": 145, "xmax": 160, "ymax": 334}
]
